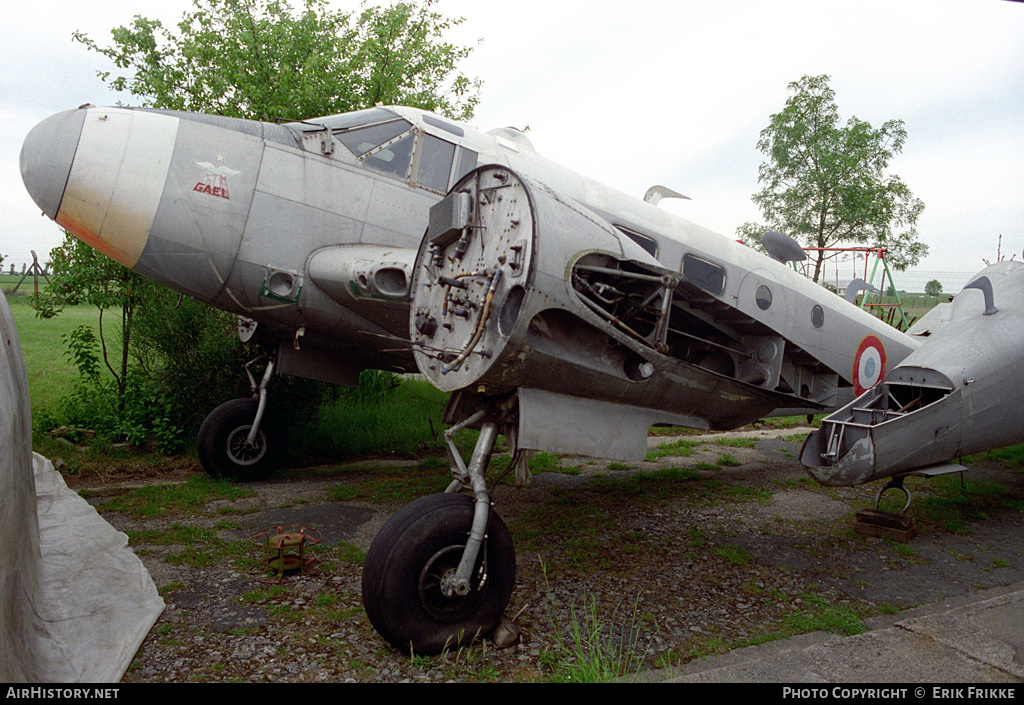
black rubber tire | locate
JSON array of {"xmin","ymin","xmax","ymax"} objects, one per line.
[
  {"xmin": 196, "ymin": 398, "xmax": 284, "ymax": 481},
  {"xmin": 362, "ymin": 493, "xmax": 516, "ymax": 654}
]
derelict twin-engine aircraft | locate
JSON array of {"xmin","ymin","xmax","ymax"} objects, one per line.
[{"xmin": 20, "ymin": 103, "xmax": 1024, "ymax": 653}]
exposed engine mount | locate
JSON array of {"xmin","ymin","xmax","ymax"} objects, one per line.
[{"xmin": 409, "ymin": 166, "xmax": 835, "ymax": 460}]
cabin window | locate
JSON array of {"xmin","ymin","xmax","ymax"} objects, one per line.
[
  {"xmin": 417, "ymin": 134, "xmax": 456, "ymax": 192},
  {"xmin": 682, "ymin": 253, "xmax": 726, "ymax": 295},
  {"xmin": 615, "ymin": 225, "xmax": 659, "ymax": 258},
  {"xmin": 811, "ymin": 305, "xmax": 825, "ymax": 328}
]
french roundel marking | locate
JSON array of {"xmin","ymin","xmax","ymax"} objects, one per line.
[{"xmin": 853, "ymin": 335, "xmax": 887, "ymax": 395}]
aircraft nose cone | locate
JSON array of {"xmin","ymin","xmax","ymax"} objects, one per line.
[{"xmin": 20, "ymin": 108, "xmax": 87, "ymax": 220}]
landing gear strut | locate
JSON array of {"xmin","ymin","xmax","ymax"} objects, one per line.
[
  {"xmin": 197, "ymin": 356, "xmax": 284, "ymax": 481},
  {"xmin": 361, "ymin": 409, "xmax": 517, "ymax": 654}
]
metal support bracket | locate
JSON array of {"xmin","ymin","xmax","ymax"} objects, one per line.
[
  {"xmin": 854, "ymin": 475, "xmax": 918, "ymax": 542},
  {"xmin": 875, "ymin": 475, "xmax": 913, "ymax": 514}
]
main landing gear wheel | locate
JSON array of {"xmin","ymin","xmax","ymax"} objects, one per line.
[
  {"xmin": 197, "ymin": 398, "xmax": 284, "ymax": 481},
  {"xmin": 362, "ymin": 493, "xmax": 516, "ymax": 654}
]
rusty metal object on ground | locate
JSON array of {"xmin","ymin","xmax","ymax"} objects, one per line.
[{"xmin": 250, "ymin": 525, "xmax": 322, "ymax": 583}]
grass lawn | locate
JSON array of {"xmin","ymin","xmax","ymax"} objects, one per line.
[{"xmin": 5, "ymin": 294, "xmax": 105, "ymax": 421}]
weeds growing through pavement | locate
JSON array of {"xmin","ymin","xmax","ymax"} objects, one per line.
[{"xmin": 540, "ymin": 559, "xmax": 653, "ymax": 682}]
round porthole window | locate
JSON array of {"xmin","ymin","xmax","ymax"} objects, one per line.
[
  {"xmin": 755, "ymin": 285, "xmax": 772, "ymax": 310},
  {"xmin": 811, "ymin": 305, "xmax": 825, "ymax": 329}
]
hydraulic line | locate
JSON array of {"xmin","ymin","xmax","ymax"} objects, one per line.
[{"xmin": 441, "ymin": 268, "xmax": 502, "ymax": 374}]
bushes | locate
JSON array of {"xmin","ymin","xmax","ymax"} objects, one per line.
[
  {"xmin": 34, "ymin": 235, "xmax": 415, "ymax": 459},
  {"xmin": 290, "ymin": 373, "xmax": 448, "ymax": 460},
  {"xmin": 127, "ymin": 285, "xmax": 253, "ymax": 436},
  {"xmin": 38, "ymin": 279, "xmax": 338, "ymax": 455},
  {"xmin": 38, "ymin": 298, "xmax": 224, "ymax": 453}
]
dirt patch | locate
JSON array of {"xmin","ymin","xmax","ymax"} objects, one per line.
[
  {"xmin": 59, "ymin": 453, "xmax": 200, "ymax": 488},
  {"xmin": 78, "ymin": 431, "xmax": 1024, "ymax": 682}
]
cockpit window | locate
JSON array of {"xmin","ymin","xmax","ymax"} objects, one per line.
[
  {"xmin": 417, "ymin": 134, "xmax": 456, "ymax": 192},
  {"xmin": 453, "ymin": 148, "xmax": 478, "ymax": 183},
  {"xmin": 361, "ymin": 132, "xmax": 415, "ymax": 179},
  {"xmin": 295, "ymin": 109, "xmax": 470, "ymax": 188},
  {"xmin": 301, "ymin": 108, "xmax": 415, "ymax": 180},
  {"xmin": 297, "ymin": 107, "xmax": 397, "ymax": 132},
  {"xmin": 423, "ymin": 114, "xmax": 465, "ymax": 137},
  {"xmin": 337, "ymin": 119, "xmax": 414, "ymax": 158}
]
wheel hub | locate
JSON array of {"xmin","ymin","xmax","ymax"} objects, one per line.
[
  {"xmin": 226, "ymin": 425, "xmax": 267, "ymax": 465},
  {"xmin": 418, "ymin": 545, "xmax": 485, "ymax": 622}
]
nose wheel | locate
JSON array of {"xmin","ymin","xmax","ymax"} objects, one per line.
[
  {"xmin": 196, "ymin": 397, "xmax": 284, "ymax": 481},
  {"xmin": 197, "ymin": 355, "xmax": 284, "ymax": 481}
]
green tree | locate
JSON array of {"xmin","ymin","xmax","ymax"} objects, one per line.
[
  {"xmin": 924, "ymin": 279, "xmax": 943, "ymax": 296},
  {"xmin": 73, "ymin": 0, "xmax": 480, "ymax": 122},
  {"xmin": 738, "ymin": 75, "xmax": 926, "ymax": 283}
]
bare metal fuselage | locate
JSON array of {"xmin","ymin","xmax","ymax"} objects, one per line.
[{"xmin": 22, "ymin": 104, "xmax": 924, "ymax": 469}]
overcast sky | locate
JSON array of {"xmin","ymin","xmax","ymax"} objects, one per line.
[{"xmin": 2, "ymin": 0, "xmax": 1022, "ymax": 282}]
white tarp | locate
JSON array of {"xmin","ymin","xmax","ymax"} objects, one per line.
[
  {"xmin": 31, "ymin": 453, "xmax": 165, "ymax": 681},
  {"xmin": 1, "ymin": 294, "xmax": 163, "ymax": 682}
]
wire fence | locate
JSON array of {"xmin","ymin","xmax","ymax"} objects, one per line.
[
  {"xmin": 801, "ymin": 256, "xmax": 981, "ymax": 296},
  {"xmin": 887, "ymin": 271, "xmax": 978, "ymax": 295},
  {"xmin": 0, "ymin": 249, "xmax": 52, "ymax": 276}
]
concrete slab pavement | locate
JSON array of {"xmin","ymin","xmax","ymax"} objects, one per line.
[{"xmin": 638, "ymin": 581, "xmax": 1024, "ymax": 684}]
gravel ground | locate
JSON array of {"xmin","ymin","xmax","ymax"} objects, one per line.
[{"xmin": 80, "ymin": 428, "xmax": 1024, "ymax": 683}]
